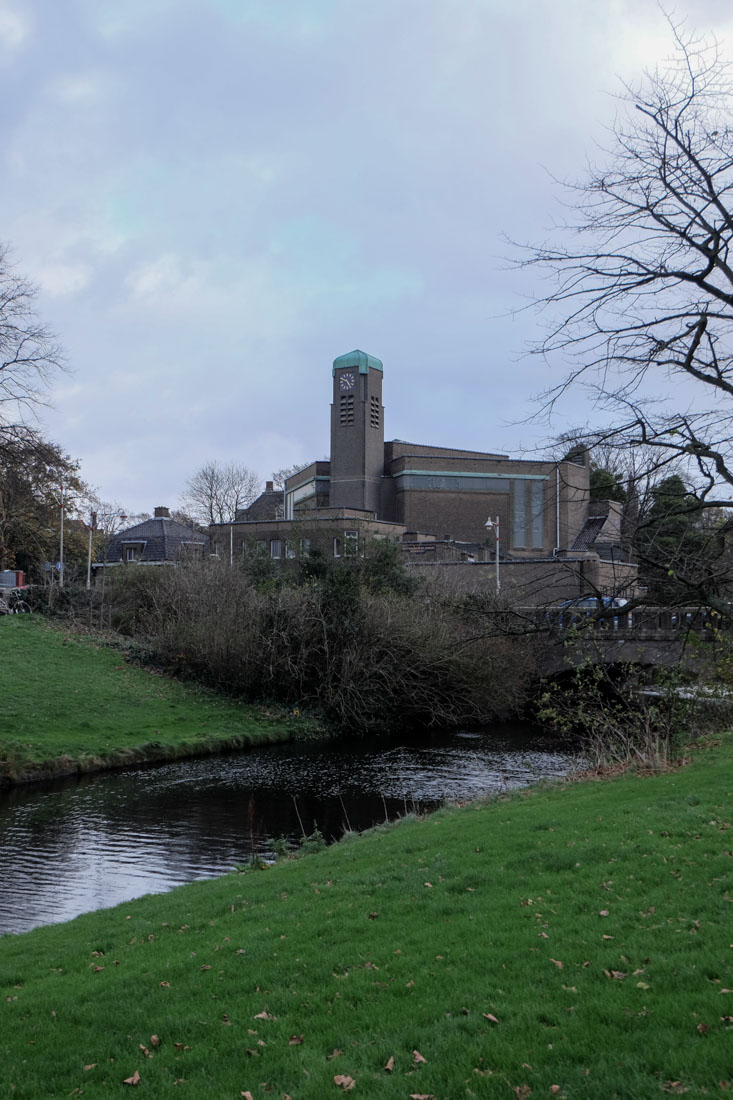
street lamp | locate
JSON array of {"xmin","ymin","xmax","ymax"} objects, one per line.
[
  {"xmin": 59, "ymin": 484, "xmax": 65, "ymax": 588},
  {"xmin": 484, "ymin": 515, "xmax": 501, "ymax": 593}
]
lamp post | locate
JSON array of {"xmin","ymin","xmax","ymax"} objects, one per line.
[
  {"xmin": 484, "ymin": 515, "xmax": 500, "ymax": 593},
  {"xmin": 86, "ymin": 511, "xmax": 97, "ymax": 590},
  {"xmin": 59, "ymin": 484, "xmax": 65, "ymax": 588}
]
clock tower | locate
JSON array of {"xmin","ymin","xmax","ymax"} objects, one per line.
[{"xmin": 329, "ymin": 349, "xmax": 385, "ymax": 514}]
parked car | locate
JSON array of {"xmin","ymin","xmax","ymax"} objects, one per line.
[{"xmin": 558, "ymin": 595, "xmax": 628, "ymax": 610}]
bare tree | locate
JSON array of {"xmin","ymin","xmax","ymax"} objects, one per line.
[
  {"xmin": 180, "ymin": 461, "xmax": 261, "ymax": 525},
  {"xmin": 521, "ymin": 17, "xmax": 733, "ymax": 603},
  {"xmin": 0, "ymin": 243, "xmax": 64, "ymax": 425},
  {"xmin": 271, "ymin": 461, "xmax": 320, "ymax": 489}
]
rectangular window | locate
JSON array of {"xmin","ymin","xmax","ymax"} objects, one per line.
[
  {"xmin": 513, "ymin": 482, "xmax": 527, "ymax": 548},
  {"xmin": 333, "ymin": 537, "xmax": 342, "ymax": 557},
  {"xmin": 270, "ymin": 539, "xmax": 282, "ymax": 559},
  {"xmin": 339, "ymin": 394, "xmax": 354, "ymax": 425},
  {"xmin": 300, "ymin": 537, "xmax": 312, "ymax": 554},
  {"xmin": 370, "ymin": 395, "xmax": 380, "ymax": 428},
  {"xmin": 530, "ymin": 480, "xmax": 545, "ymax": 547},
  {"xmin": 125, "ymin": 546, "xmax": 137, "ymax": 562},
  {"xmin": 285, "ymin": 540, "xmax": 296, "ymax": 559},
  {"xmin": 344, "ymin": 530, "xmax": 359, "ymax": 555}
]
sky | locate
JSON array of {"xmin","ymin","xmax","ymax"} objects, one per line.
[{"xmin": 2, "ymin": 0, "xmax": 733, "ymax": 515}]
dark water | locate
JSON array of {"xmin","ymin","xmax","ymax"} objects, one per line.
[{"xmin": 0, "ymin": 724, "xmax": 582, "ymax": 935}]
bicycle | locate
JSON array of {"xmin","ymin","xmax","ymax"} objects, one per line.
[{"xmin": 0, "ymin": 590, "xmax": 31, "ymax": 614}]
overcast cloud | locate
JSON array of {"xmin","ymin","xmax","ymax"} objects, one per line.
[{"xmin": 2, "ymin": 0, "xmax": 732, "ymax": 512}]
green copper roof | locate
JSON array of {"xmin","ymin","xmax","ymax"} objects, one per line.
[{"xmin": 332, "ymin": 349, "xmax": 384, "ymax": 376}]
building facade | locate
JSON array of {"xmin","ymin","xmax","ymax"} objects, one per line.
[{"xmin": 210, "ymin": 350, "xmax": 634, "ymax": 601}]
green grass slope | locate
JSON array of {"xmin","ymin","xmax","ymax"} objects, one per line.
[
  {"xmin": 0, "ymin": 617, "xmax": 308, "ymax": 782},
  {"xmin": 1, "ymin": 736, "xmax": 732, "ymax": 1098}
]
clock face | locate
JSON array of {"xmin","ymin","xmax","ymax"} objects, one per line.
[{"xmin": 339, "ymin": 371, "xmax": 356, "ymax": 391}]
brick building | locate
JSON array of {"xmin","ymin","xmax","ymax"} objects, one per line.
[{"xmin": 209, "ymin": 350, "xmax": 635, "ymax": 602}]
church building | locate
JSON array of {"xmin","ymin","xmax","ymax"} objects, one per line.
[{"xmin": 210, "ymin": 350, "xmax": 635, "ymax": 602}]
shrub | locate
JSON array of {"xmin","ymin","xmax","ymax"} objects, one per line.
[{"xmin": 98, "ymin": 559, "xmax": 536, "ymax": 733}]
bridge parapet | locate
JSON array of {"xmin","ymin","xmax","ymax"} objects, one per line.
[{"xmin": 525, "ymin": 606, "xmax": 719, "ymax": 641}]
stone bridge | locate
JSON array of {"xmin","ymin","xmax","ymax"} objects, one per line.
[{"xmin": 526, "ymin": 607, "xmax": 724, "ymax": 676}]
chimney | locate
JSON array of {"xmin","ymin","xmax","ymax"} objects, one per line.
[
  {"xmin": 266, "ymin": 481, "xmax": 274, "ymax": 492},
  {"xmin": 154, "ymin": 506, "xmax": 170, "ymax": 518}
]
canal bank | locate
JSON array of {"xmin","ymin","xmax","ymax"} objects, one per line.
[
  {"xmin": 0, "ymin": 617, "xmax": 316, "ymax": 787},
  {"xmin": 0, "ymin": 732, "xmax": 730, "ymax": 1099},
  {"xmin": 0, "ymin": 723, "xmax": 581, "ymax": 934}
]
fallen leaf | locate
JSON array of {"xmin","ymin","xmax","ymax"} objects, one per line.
[
  {"xmin": 697, "ymin": 1022, "xmax": 709, "ymax": 1035},
  {"xmin": 254, "ymin": 1009, "xmax": 277, "ymax": 1020},
  {"xmin": 159, "ymin": 981, "xmax": 171, "ymax": 988},
  {"xmin": 200, "ymin": 964, "xmax": 211, "ymax": 971},
  {"xmin": 538, "ymin": 932, "xmax": 549, "ymax": 939},
  {"xmin": 602, "ymin": 934, "xmax": 614, "ymax": 940},
  {"xmin": 123, "ymin": 1070, "xmax": 141, "ymax": 1086},
  {"xmin": 150, "ymin": 1035, "xmax": 160, "ymax": 1048},
  {"xmin": 599, "ymin": 910, "xmax": 609, "ymax": 917},
  {"xmin": 83, "ymin": 1064, "xmax": 97, "ymax": 1071},
  {"xmin": 550, "ymin": 959, "xmax": 564, "ymax": 969},
  {"xmin": 409, "ymin": 1095, "xmax": 437, "ymax": 1099},
  {"xmin": 327, "ymin": 1049, "xmax": 343, "ymax": 1060},
  {"xmin": 424, "ymin": 882, "xmax": 433, "ymax": 888},
  {"xmin": 550, "ymin": 1088, "xmax": 561, "ymax": 1095},
  {"xmin": 289, "ymin": 1035, "xmax": 304, "ymax": 1046},
  {"xmin": 514, "ymin": 1087, "xmax": 532, "ymax": 1098},
  {"xmin": 241, "ymin": 1092, "xmax": 255, "ymax": 1099},
  {"xmin": 482, "ymin": 1013, "xmax": 499, "ymax": 1024},
  {"xmin": 637, "ymin": 982, "xmax": 650, "ymax": 990},
  {"xmin": 413, "ymin": 1049, "xmax": 427, "ymax": 1064},
  {"xmin": 333, "ymin": 1074, "xmax": 356, "ymax": 1090},
  {"xmin": 368, "ymin": 912, "xmax": 378, "ymax": 919},
  {"xmin": 385, "ymin": 1056, "xmax": 395, "ymax": 1072},
  {"xmin": 139, "ymin": 1044, "xmax": 152, "ymax": 1058}
]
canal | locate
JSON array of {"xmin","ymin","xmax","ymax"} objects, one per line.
[{"xmin": 0, "ymin": 723, "xmax": 583, "ymax": 935}]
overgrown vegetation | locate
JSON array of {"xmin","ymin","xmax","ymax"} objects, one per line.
[
  {"xmin": 1, "ymin": 733, "xmax": 732, "ymax": 1098},
  {"xmin": 53, "ymin": 545, "xmax": 538, "ymax": 735},
  {"xmin": 0, "ymin": 617, "xmax": 312, "ymax": 784},
  {"xmin": 536, "ymin": 655, "xmax": 733, "ymax": 771}
]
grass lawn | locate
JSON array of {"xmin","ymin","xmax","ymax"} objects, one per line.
[
  {"xmin": 1, "ymin": 733, "xmax": 732, "ymax": 1097},
  {"xmin": 0, "ymin": 616, "xmax": 311, "ymax": 782}
]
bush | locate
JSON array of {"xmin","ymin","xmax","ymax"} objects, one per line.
[{"xmin": 96, "ymin": 559, "xmax": 536, "ymax": 733}]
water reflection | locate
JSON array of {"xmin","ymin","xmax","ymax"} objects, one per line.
[{"xmin": 0, "ymin": 724, "xmax": 582, "ymax": 935}]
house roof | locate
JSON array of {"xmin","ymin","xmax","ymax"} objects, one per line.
[
  {"xmin": 570, "ymin": 516, "xmax": 607, "ymax": 551},
  {"xmin": 102, "ymin": 516, "xmax": 208, "ymax": 564},
  {"xmin": 240, "ymin": 489, "xmax": 284, "ymax": 521}
]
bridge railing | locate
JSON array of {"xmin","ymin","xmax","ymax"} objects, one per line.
[{"xmin": 529, "ymin": 606, "xmax": 720, "ymax": 638}]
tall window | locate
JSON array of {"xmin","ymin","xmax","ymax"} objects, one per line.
[
  {"xmin": 339, "ymin": 395, "xmax": 354, "ymax": 425},
  {"xmin": 370, "ymin": 395, "xmax": 380, "ymax": 428},
  {"xmin": 270, "ymin": 539, "xmax": 282, "ymax": 559}
]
